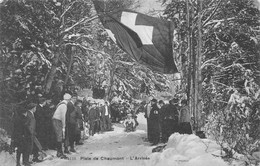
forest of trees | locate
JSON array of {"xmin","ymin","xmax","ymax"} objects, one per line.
[
  {"xmin": 0, "ymin": 0, "xmax": 260, "ymax": 162},
  {"xmin": 162, "ymin": 0, "xmax": 260, "ymax": 160}
]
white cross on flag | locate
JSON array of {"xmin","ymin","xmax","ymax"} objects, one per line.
[{"xmin": 93, "ymin": 1, "xmax": 178, "ymax": 74}]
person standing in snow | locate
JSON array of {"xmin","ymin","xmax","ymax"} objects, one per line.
[
  {"xmin": 34, "ymin": 97, "xmax": 48, "ymax": 150},
  {"xmin": 66, "ymin": 99, "xmax": 83, "ymax": 153},
  {"xmin": 52, "ymin": 93, "xmax": 71, "ymax": 159},
  {"xmin": 118, "ymin": 101, "xmax": 125, "ymax": 122},
  {"xmin": 179, "ymin": 99, "xmax": 192, "ymax": 134},
  {"xmin": 96, "ymin": 102, "xmax": 102, "ymax": 133},
  {"xmin": 27, "ymin": 103, "xmax": 42, "ymax": 163},
  {"xmin": 64, "ymin": 94, "xmax": 77, "ymax": 153},
  {"xmin": 144, "ymin": 100, "xmax": 152, "ymax": 142},
  {"xmin": 103, "ymin": 101, "xmax": 112, "ymax": 131},
  {"xmin": 149, "ymin": 99, "xmax": 161, "ymax": 145},
  {"xmin": 11, "ymin": 107, "xmax": 31, "ymax": 166},
  {"xmin": 158, "ymin": 100, "xmax": 165, "ymax": 142},
  {"xmin": 81, "ymin": 97, "xmax": 90, "ymax": 122},
  {"xmin": 74, "ymin": 100, "xmax": 84, "ymax": 145},
  {"xmin": 88, "ymin": 101, "xmax": 99, "ymax": 136},
  {"xmin": 161, "ymin": 98, "xmax": 179, "ymax": 143},
  {"xmin": 99, "ymin": 101, "xmax": 106, "ymax": 132}
]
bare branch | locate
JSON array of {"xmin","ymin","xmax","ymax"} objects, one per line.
[
  {"xmin": 204, "ymin": 17, "xmax": 236, "ymax": 27},
  {"xmin": 201, "ymin": 57, "xmax": 219, "ymax": 69},
  {"xmin": 65, "ymin": 43, "xmax": 111, "ymax": 57},
  {"xmin": 61, "ymin": 15, "xmax": 98, "ymax": 34},
  {"xmin": 60, "ymin": 1, "xmax": 77, "ymax": 19},
  {"xmin": 202, "ymin": 0, "xmax": 222, "ymax": 27},
  {"xmin": 213, "ymin": 81, "xmax": 229, "ymax": 87}
]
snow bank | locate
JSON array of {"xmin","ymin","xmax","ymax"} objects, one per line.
[
  {"xmin": 136, "ymin": 113, "xmax": 147, "ymax": 131},
  {"xmin": 146, "ymin": 133, "xmax": 228, "ymax": 166},
  {"xmin": 0, "ymin": 151, "xmax": 16, "ymax": 166}
]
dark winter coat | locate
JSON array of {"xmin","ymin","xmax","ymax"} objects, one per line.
[
  {"xmin": 161, "ymin": 104, "xmax": 179, "ymax": 141},
  {"xmin": 12, "ymin": 112, "xmax": 30, "ymax": 150},
  {"xmin": 35, "ymin": 104, "xmax": 48, "ymax": 147},
  {"xmin": 26, "ymin": 111, "xmax": 36, "ymax": 154},
  {"xmin": 161, "ymin": 104, "xmax": 179, "ymax": 122},
  {"xmin": 88, "ymin": 107, "xmax": 99, "ymax": 121},
  {"xmin": 35, "ymin": 104, "xmax": 48, "ymax": 132},
  {"xmin": 66, "ymin": 101, "xmax": 75, "ymax": 124},
  {"xmin": 64, "ymin": 101, "xmax": 75, "ymax": 146},
  {"xmin": 74, "ymin": 106, "xmax": 83, "ymax": 130},
  {"xmin": 149, "ymin": 103, "xmax": 160, "ymax": 144},
  {"xmin": 27, "ymin": 111, "xmax": 36, "ymax": 137}
]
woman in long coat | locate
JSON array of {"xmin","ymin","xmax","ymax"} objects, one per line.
[{"xmin": 149, "ymin": 99, "xmax": 160, "ymax": 145}]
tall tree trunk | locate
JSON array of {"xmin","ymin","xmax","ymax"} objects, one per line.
[
  {"xmin": 193, "ymin": 0, "xmax": 203, "ymax": 132},
  {"xmin": 189, "ymin": 0, "xmax": 196, "ymax": 132},
  {"xmin": 196, "ymin": 0, "xmax": 203, "ymax": 131},
  {"xmin": 44, "ymin": 51, "xmax": 60, "ymax": 94},
  {"xmin": 186, "ymin": 0, "xmax": 191, "ymax": 110}
]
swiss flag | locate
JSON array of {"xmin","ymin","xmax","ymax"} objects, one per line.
[{"xmin": 93, "ymin": 0, "xmax": 178, "ymax": 74}]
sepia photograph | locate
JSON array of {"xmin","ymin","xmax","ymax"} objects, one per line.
[{"xmin": 0, "ymin": 0, "xmax": 260, "ymax": 166}]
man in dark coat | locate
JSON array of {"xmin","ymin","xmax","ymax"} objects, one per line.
[
  {"xmin": 44, "ymin": 100, "xmax": 56, "ymax": 150},
  {"xmin": 158, "ymin": 100, "xmax": 165, "ymax": 142},
  {"xmin": 110, "ymin": 102, "xmax": 117, "ymax": 122},
  {"xmin": 27, "ymin": 103, "xmax": 43, "ymax": 163},
  {"xmin": 64, "ymin": 94, "xmax": 77, "ymax": 153},
  {"xmin": 35, "ymin": 97, "xmax": 48, "ymax": 150},
  {"xmin": 149, "ymin": 99, "xmax": 161, "ymax": 145},
  {"xmin": 72, "ymin": 100, "xmax": 84, "ymax": 146},
  {"xmin": 161, "ymin": 98, "xmax": 179, "ymax": 143},
  {"xmin": 88, "ymin": 101, "xmax": 99, "ymax": 136},
  {"xmin": 11, "ymin": 107, "xmax": 31, "ymax": 166},
  {"xmin": 81, "ymin": 97, "xmax": 89, "ymax": 122}
]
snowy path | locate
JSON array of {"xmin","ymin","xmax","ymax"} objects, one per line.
[
  {"xmin": 1, "ymin": 113, "xmax": 230, "ymax": 166},
  {"xmin": 35, "ymin": 114, "xmax": 155, "ymax": 166}
]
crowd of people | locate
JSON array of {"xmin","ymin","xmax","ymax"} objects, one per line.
[
  {"xmin": 144, "ymin": 98, "xmax": 192, "ymax": 145},
  {"xmin": 10, "ymin": 92, "xmax": 192, "ymax": 166},
  {"xmin": 110, "ymin": 100, "xmax": 137, "ymax": 123},
  {"xmin": 11, "ymin": 93, "xmax": 113, "ymax": 166}
]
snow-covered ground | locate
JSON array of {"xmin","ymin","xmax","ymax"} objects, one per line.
[{"xmin": 1, "ymin": 113, "xmax": 231, "ymax": 166}]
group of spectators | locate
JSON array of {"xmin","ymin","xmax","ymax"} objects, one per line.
[
  {"xmin": 11, "ymin": 93, "xmax": 113, "ymax": 166},
  {"xmin": 11, "ymin": 98, "xmax": 57, "ymax": 166},
  {"xmin": 82, "ymin": 98, "xmax": 113, "ymax": 136},
  {"xmin": 144, "ymin": 98, "xmax": 192, "ymax": 145},
  {"xmin": 110, "ymin": 100, "xmax": 135, "ymax": 123},
  {"xmin": 10, "ymin": 91, "xmax": 191, "ymax": 165},
  {"xmin": 109, "ymin": 100, "xmax": 139, "ymax": 132}
]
